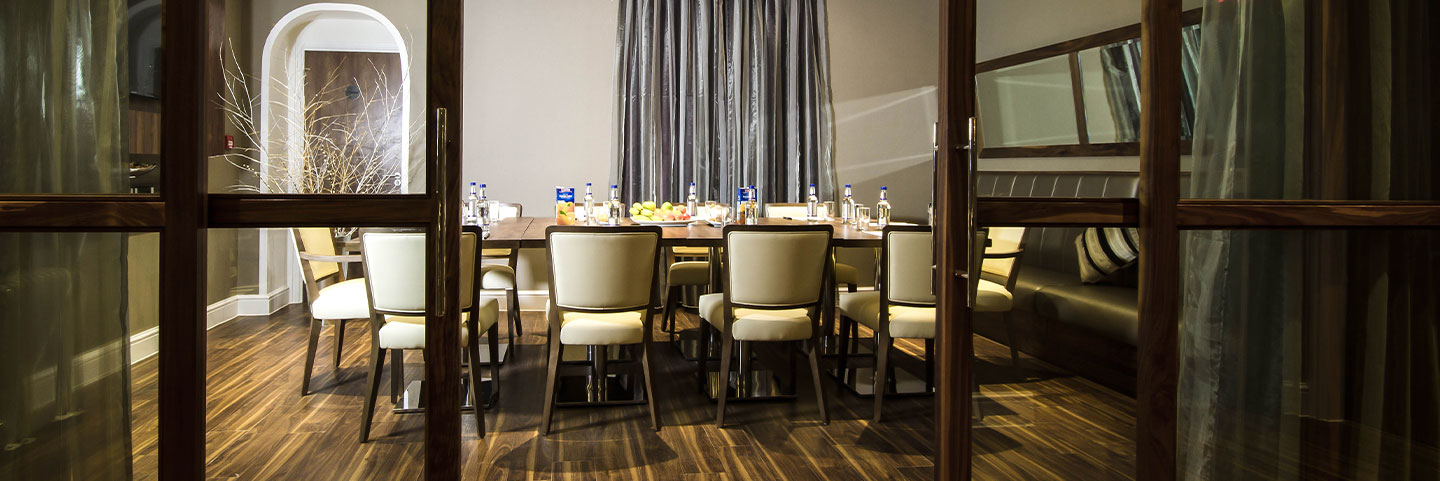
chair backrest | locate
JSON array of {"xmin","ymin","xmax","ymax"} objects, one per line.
[
  {"xmin": 294, "ymin": 228, "xmax": 340, "ymax": 281},
  {"xmin": 883, "ymin": 226, "xmax": 936, "ymax": 305},
  {"xmin": 980, "ymin": 227, "xmax": 1027, "ymax": 280},
  {"xmin": 723, "ymin": 225, "xmax": 832, "ymax": 307},
  {"xmin": 492, "ymin": 202, "xmax": 522, "ymax": 220},
  {"xmin": 546, "ymin": 226, "xmax": 661, "ymax": 311},
  {"xmin": 362, "ymin": 232, "xmax": 478, "ymax": 315},
  {"xmin": 764, "ymin": 203, "xmax": 809, "ymax": 219}
]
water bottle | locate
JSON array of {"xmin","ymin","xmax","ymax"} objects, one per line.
[
  {"xmin": 581, "ymin": 182, "xmax": 594, "ymax": 225},
  {"xmin": 876, "ymin": 186, "xmax": 891, "ymax": 227},
  {"xmin": 686, "ymin": 182, "xmax": 698, "ymax": 219},
  {"xmin": 745, "ymin": 185, "xmax": 759, "ymax": 224},
  {"xmin": 476, "ymin": 184, "xmax": 491, "ymax": 227},
  {"xmin": 607, "ymin": 184, "xmax": 622, "ymax": 226},
  {"xmin": 806, "ymin": 183, "xmax": 819, "ymax": 219},
  {"xmin": 840, "ymin": 184, "xmax": 855, "ymax": 224},
  {"xmin": 463, "ymin": 182, "xmax": 480, "ymax": 225}
]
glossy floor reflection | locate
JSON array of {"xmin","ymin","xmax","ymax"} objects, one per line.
[{"xmin": 129, "ymin": 304, "xmax": 1140, "ymax": 480}]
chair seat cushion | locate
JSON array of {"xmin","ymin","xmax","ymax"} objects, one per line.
[
  {"xmin": 377, "ymin": 298, "xmax": 499, "ymax": 350},
  {"xmin": 668, "ymin": 261, "xmax": 710, "ymax": 286},
  {"xmin": 558, "ymin": 310, "xmax": 646, "ymax": 346},
  {"xmin": 698, "ymin": 293, "xmax": 813, "ymax": 341},
  {"xmin": 837, "ymin": 291, "xmax": 938, "ymax": 339},
  {"xmin": 480, "ymin": 264, "xmax": 516, "ymax": 290},
  {"xmin": 671, "ymin": 246, "xmax": 711, "ymax": 257},
  {"xmin": 834, "ymin": 263, "xmax": 860, "ymax": 287},
  {"xmin": 481, "ymin": 248, "xmax": 513, "ymax": 258},
  {"xmin": 310, "ymin": 278, "xmax": 370, "ymax": 320}
]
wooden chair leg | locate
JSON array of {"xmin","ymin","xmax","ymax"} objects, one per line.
[
  {"xmin": 333, "ymin": 319, "xmax": 346, "ymax": 371},
  {"xmin": 466, "ymin": 335, "xmax": 487, "ymax": 437},
  {"xmin": 1004, "ymin": 311, "xmax": 1021, "ymax": 376},
  {"xmin": 715, "ymin": 334, "xmax": 735, "ymax": 428},
  {"xmin": 390, "ymin": 350, "xmax": 404, "ymax": 403},
  {"xmin": 835, "ymin": 315, "xmax": 853, "ymax": 394},
  {"xmin": 487, "ymin": 323, "xmax": 502, "ymax": 404},
  {"xmin": 301, "ymin": 318, "xmax": 322, "ymax": 396},
  {"xmin": 360, "ymin": 345, "xmax": 386, "ymax": 442},
  {"xmin": 540, "ymin": 331, "xmax": 563, "ymax": 435},
  {"xmin": 696, "ymin": 319, "xmax": 711, "ymax": 394},
  {"xmin": 661, "ymin": 286, "xmax": 677, "ymax": 333},
  {"xmin": 508, "ymin": 288, "xmax": 522, "ymax": 337},
  {"xmin": 807, "ymin": 337, "xmax": 830, "ymax": 425},
  {"xmin": 873, "ymin": 330, "xmax": 892, "ymax": 423},
  {"xmin": 641, "ymin": 332, "xmax": 660, "ymax": 431},
  {"xmin": 924, "ymin": 338, "xmax": 935, "ymax": 392}
]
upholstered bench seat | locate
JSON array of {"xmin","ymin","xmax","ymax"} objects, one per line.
[{"xmin": 1010, "ymin": 267, "xmax": 1138, "ymax": 345}]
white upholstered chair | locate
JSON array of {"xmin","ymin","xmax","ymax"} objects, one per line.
[
  {"xmin": 481, "ymin": 203, "xmax": 523, "ymax": 339},
  {"xmin": 837, "ymin": 226, "xmax": 1021, "ymax": 421},
  {"xmin": 698, "ymin": 224, "xmax": 833, "ymax": 427},
  {"xmin": 358, "ymin": 232, "xmax": 500, "ymax": 442},
  {"xmin": 293, "ymin": 228, "xmax": 368, "ymax": 396},
  {"xmin": 763, "ymin": 203, "xmax": 861, "ymax": 291},
  {"xmin": 541, "ymin": 226, "xmax": 664, "ymax": 434}
]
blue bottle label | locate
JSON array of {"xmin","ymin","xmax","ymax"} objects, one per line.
[{"xmin": 556, "ymin": 188, "xmax": 575, "ymax": 203}]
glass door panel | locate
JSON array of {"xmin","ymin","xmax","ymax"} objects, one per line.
[
  {"xmin": 1179, "ymin": 229, "xmax": 1440, "ymax": 480},
  {"xmin": 0, "ymin": 1, "xmax": 161, "ymax": 195},
  {"xmin": 211, "ymin": 1, "xmax": 428, "ymax": 196},
  {"xmin": 1182, "ymin": 0, "xmax": 1439, "ymax": 201},
  {"xmin": 0, "ymin": 232, "xmax": 156, "ymax": 480}
]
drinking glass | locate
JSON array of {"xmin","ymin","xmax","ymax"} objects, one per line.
[
  {"xmin": 821, "ymin": 201, "xmax": 836, "ymax": 220},
  {"xmin": 854, "ymin": 205, "xmax": 871, "ymax": 231}
]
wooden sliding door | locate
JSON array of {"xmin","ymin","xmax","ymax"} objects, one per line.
[
  {"xmin": 0, "ymin": 0, "xmax": 465, "ymax": 479},
  {"xmin": 939, "ymin": 1, "xmax": 1440, "ymax": 480}
]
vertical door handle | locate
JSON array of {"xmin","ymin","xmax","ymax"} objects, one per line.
[
  {"xmin": 434, "ymin": 107, "xmax": 450, "ymax": 317},
  {"xmin": 964, "ymin": 117, "xmax": 982, "ymax": 308}
]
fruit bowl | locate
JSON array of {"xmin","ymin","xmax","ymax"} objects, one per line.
[{"xmin": 628, "ymin": 201, "xmax": 693, "ymax": 225}]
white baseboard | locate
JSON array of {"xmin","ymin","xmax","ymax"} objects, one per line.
[
  {"xmin": 480, "ymin": 289, "xmax": 548, "ymax": 311},
  {"xmin": 128, "ymin": 327, "xmax": 160, "ymax": 365},
  {"xmin": 134, "ymin": 287, "xmax": 290, "ymax": 365}
]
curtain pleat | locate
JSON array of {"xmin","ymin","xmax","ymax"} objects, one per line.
[{"xmin": 612, "ymin": 0, "xmax": 836, "ymax": 206}]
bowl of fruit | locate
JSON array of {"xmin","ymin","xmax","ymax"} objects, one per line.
[{"xmin": 629, "ymin": 201, "xmax": 694, "ymax": 226}]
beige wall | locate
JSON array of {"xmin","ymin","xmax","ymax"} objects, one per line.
[{"xmin": 463, "ymin": 0, "xmax": 619, "ymax": 290}]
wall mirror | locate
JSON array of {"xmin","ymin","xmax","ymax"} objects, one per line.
[{"xmin": 977, "ymin": 13, "xmax": 1201, "ymax": 157}]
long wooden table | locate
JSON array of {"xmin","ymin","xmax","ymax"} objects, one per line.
[{"xmin": 483, "ymin": 216, "xmax": 889, "ymax": 248}]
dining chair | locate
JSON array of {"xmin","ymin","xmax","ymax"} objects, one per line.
[
  {"xmin": 358, "ymin": 231, "xmax": 500, "ymax": 442},
  {"xmin": 481, "ymin": 202, "xmax": 523, "ymax": 339},
  {"xmin": 293, "ymin": 227, "xmax": 368, "ymax": 396},
  {"xmin": 540, "ymin": 225, "xmax": 664, "ymax": 434},
  {"xmin": 698, "ymin": 224, "xmax": 833, "ymax": 427},
  {"xmin": 836, "ymin": 226, "xmax": 1022, "ymax": 422},
  {"xmin": 763, "ymin": 203, "xmax": 860, "ymax": 291}
]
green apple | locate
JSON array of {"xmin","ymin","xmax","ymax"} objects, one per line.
[{"xmin": 661, "ymin": 202, "xmax": 673, "ymax": 210}]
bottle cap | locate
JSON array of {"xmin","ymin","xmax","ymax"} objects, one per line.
[
  {"xmin": 479, "ymin": 184, "xmax": 486, "ymax": 188},
  {"xmin": 845, "ymin": 184, "xmax": 851, "ymax": 187},
  {"xmin": 470, "ymin": 181, "xmax": 476, "ymax": 186},
  {"xmin": 810, "ymin": 183, "xmax": 816, "ymax": 187},
  {"xmin": 611, "ymin": 184, "xmax": 618, "ymax": 188},
  {"xmin": 881, "ymin": 186, "xmax": 887, "ymax": 190},
  {"xmin": 586, "ymin": 182, "xmax": 592, "ymax": 186},
  {"xmin": 690, "ymin": 182, "xmax": 696, "ymax": 186}
]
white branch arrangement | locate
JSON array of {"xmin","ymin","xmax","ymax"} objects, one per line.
[{"xmin": 217, "ymin": 40, "xmax": 419, "ymax": 197}]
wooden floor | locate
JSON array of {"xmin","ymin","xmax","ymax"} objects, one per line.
[{"xmin": 129, "ymin": 305, "xmax": 1137, "ymax": 480}]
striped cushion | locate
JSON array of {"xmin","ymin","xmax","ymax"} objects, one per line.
[{"xmin": 1074, "ymin": 227, "xmax": 1140, "ymax": 283}]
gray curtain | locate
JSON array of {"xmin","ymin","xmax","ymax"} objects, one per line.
[
  {"xmin": 1181, "ymin": 1, "xmax": 1440, "ymax": 480},
  {"xmin": 1097, "ymin": 25, "xmax": 1201, "ymax": 143},
  {"xmin": 0, "ymin": 0, "xmax": 134, "ymax": 479},
  {"xmin": 611, "ymin": 0, "xmax": 837, "ymax": 206}
]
